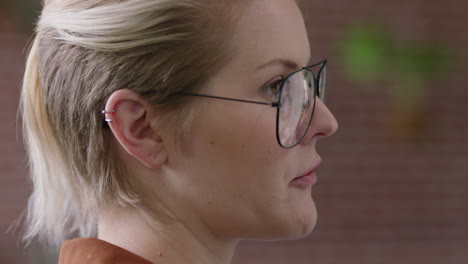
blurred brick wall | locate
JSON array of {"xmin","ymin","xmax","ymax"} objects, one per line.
[
  {"xmin": 1, "ymin": 0, "xmax": 467, "ymax": 263},
  {"xmin": 234, "ymin": 0, "xmax": 468, "ymax": 263},
  {"xmin": 0, "ymin": 7, "xmax": 33, "ymax": 264}
]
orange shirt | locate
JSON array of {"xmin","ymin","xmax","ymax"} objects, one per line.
[{"xmin": 59, "ymin": 238, "xmax": 154, "ymax": 264}]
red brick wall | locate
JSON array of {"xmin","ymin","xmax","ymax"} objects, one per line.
[{"xmin": 1, "ymin": 0, "xmax": 467, "ymax": 263}]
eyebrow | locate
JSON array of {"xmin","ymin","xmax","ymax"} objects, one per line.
[{"xmin": 256, "ymin": 58, "xmax": 300, "ymax": 71}]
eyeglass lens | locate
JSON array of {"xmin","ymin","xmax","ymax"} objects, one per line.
[
  {"xmin": 278, "ymin": 69, "xmax": 317, "ymax": 148},
  {"xmin": 318, "ymin": 65, "xmax": 327, "ymax": 103}
]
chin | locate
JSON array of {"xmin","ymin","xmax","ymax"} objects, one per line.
[
  {"xmin": 254, "ymin": 217, "xmax": 317, "ymax": 242},
  {"xmin": 254, "ymin": 204, "xmax": 318, "ymax": 241},
  {"xmin": 291, "ymin": 216, "xmax": 317, "ymax": 240},
  {"xmin": 284, "ymin": 195, "xmax": 318, "ymax": 240},
  {"xmin": 283, "ymin": 211, "xmax": 317, "ymax": 240}
]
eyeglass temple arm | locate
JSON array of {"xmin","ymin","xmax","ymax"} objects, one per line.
[{"xmin": 177, "ymin": 93, "xmax": 280, "ymax": 107}]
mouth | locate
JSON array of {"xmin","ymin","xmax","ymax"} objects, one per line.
[
  {"xmin": 290, "ymin": 159, "xmax": 321, "ymax": 186},
  {"xmin": 291, "ymin": 170, "xmax": 318, "ymax": 186}
]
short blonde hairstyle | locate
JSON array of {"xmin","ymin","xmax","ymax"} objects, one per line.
[{"xmin": 21, "ymin": 0, "xmax": 239, "ymax": 247}]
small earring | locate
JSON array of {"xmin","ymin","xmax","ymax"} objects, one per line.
[{"xmin": 101, "ymin": 109, "xmax": 116, "ymax": 123}]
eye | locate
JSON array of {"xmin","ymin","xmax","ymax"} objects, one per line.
[{"xmin": 262, "ymin": 77, "xmax": 283, "ymax": 99}]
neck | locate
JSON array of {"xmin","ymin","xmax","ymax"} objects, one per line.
[{"xmin": 98, "ymin": 206, "xmax": 238, "ymax": 264}]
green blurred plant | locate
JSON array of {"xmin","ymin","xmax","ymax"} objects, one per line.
[{"xmin": 340, "ymin": 21, "xmax": 454, "ymax": 141}]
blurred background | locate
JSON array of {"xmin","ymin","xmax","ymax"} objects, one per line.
[{"xmin": 1, "ymin": 0, "xmax": 467, "ymax": 263}]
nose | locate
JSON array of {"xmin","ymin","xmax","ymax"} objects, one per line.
[{"xmin": 300, "ymin": 98, "xmax": 338, "ymax": 145}]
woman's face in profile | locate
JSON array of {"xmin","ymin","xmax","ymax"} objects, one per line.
[{"xmin": 163, "ymin": 0, "xmax": 338, "ymax": 241}]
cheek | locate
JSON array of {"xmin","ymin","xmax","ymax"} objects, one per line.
[
  {"xmin": 187, "ymin": 103, "xmax": 283, "ymax": 196},
  {"xmin": 178, "ymin": 103, "xmax": 315, "ymax": 239},
  {"xmin": 193, "ymin": 101, "xmax": 279, "ymax": 163}
]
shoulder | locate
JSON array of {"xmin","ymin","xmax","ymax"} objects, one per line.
[{"xmin": 59, "ymin": 238, "xmax": 154, "ymax": 264}]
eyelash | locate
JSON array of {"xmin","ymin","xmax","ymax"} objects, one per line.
[{"xmin": 262, "ymin": 77, "xmax": 284, "ymax": 99}]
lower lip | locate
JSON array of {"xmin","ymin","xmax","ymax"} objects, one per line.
[{"xmin": 291, "ymin": 171, "xmax": 318, "ymax": 186}]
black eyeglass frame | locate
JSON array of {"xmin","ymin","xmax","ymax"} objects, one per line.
[{"xmin": 177, "ymin": 59, "xmax": 328, "ymax": 149}]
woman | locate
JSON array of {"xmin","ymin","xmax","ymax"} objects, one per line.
[{"xmin": 20, "ymin": 0, "xmax": 338, "ymax": 263}]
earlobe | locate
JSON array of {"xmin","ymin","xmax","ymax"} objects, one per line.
[{"xmin": 103, "ymin": 89, "xmax": 168, "ymax": 169}]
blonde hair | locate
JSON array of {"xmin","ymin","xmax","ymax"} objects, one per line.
[{"xmin": 20, "ymin": 0, "xmax": 239, "ymax": 247}]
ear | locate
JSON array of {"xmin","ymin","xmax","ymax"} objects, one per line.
[{"xmin": 103, "ymin": 89, "xmax": 167, "ymax": 169}]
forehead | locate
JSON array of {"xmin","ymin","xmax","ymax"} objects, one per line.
[{"xmin": 228, "ymin": 0, "xmax": 311, "ymax": 69}]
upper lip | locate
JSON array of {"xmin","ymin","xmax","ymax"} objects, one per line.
[{"xmin": 294, "ymin": 158, "xmax": 322, "ymax": 180}]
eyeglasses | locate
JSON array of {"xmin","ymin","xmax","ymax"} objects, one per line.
[{"xmin": 178, "ymin": 59, "xmax": 328, "ymax": 149}]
